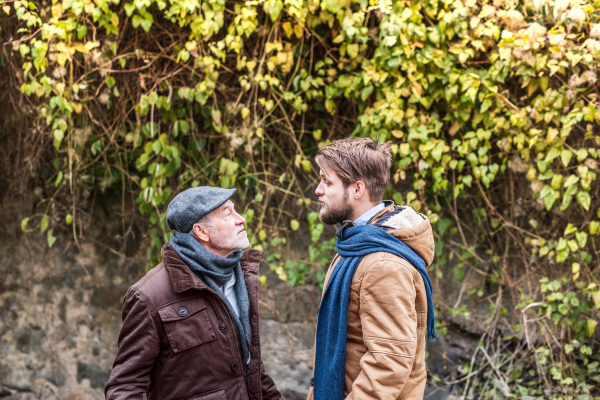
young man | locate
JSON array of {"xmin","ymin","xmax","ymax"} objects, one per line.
[
  {"xmin": 307, "ymin": 138, "xmax": 436, "ymax": 400},
  {"xmin": 105, "ymin": 187, "xmax": 284, "ymax": 400}
]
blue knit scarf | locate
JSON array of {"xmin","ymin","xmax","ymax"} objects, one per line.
[{"xmin": 313, "ymin": 224, "xmax": 436, "ymax": 400}]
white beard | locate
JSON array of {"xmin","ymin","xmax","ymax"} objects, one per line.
[{"xmin": 209, "ymin": 227, "xmax": 249, "ymax": 253}]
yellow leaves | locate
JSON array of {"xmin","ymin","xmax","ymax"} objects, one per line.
[
  {"xmin": 51, "ymin": 3, "xmax": 63, "ymax": 18},
  {"xmin": 301, "ymin": 160, "xmax": 312, "ymax": 173},
  {"xmin": 545, "ymin": 128, "xmax": 559, "ymax": 143},
  {"xmin": 478, "ymin": 5, "xmax": 495, "ymax": 18},
  {"xmin": 587, "ymin": 319, "xmax": 597, "ymax": 337},
  {"xmin": 281, "ymin": 21, "xmax": 303, "ymax": 39},
  {"xmin": 55, "ymin": 40, "xmax": 99, "ymax": 65},
  {"xmin": 571, "ymin": 263, "xmax": 581, "ymax": 281},
  {"xmin": 591, "ymin": 289, "xmax": 600, "ymax": 309},
  {"xmin": 391, "ymin": 130, "xmax": 404, "ymax": 139},
  {"xmin": 526, "ymin": 166, "xmax": 537, "ymax": 181},
  {"xmin": 576, "ymin": 148, "xmax": 588, "ymax": 162},
  {"xmin": 411, "ymin": 82, "xmax": 423, "ymax": 99},
  {"xmin": 400, "ymin": 7, "xmax": 412, "ymax": 21},
  {"xmin": 272, "ymin": 50, "xmax": 294, "ymax": 74},
  {"xmin": 399, "ymin": 142, "xmax": 411, "ymax": 156},
  {"xmin": 275, "ymin": 267, "xmax": 288, "ymax": 281},
  {"xmin": 290, "ymin": 220, "xmax": 299, "ymax": 231},
  {"xmin": 265, "ymin": 41, "xmax": 283, "ymax": 54},
  {"xmin": 282, "ymin": 21, "xmax": 294, "ymax": 37}
]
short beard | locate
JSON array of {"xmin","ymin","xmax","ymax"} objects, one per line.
[
  {"xmin": 209, "ymin": 227, "xmax": 249, "ymax": 254},
  {"xmin": 320, "ymin": 194, "xmax": 353, "ymax": 225}
]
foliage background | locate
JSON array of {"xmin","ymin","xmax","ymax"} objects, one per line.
[{"xmin": 1, "ymin": 0, "xmax": 600, "ymax": 397}]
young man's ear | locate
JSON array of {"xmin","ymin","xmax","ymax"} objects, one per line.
[
  {"xmin": 192, "ymin": 224, "xmax": 210, "ymax": 242},
  {"xmin": 353, "ymin": 181, "xmax": 367, "ymax": 200}
]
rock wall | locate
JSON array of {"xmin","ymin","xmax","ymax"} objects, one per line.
[
  {"xmin": 0, "ymin": 196, "xmax": 323, "ymax": 399},
  {"xmin": 0, "ymin": 195, "xmax": 468, "ymax": 399}
]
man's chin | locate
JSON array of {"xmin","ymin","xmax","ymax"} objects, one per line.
[
  {"xmin": 320, "ymin": 211, "xmax": 347, "ymax": 225},
  {"xmin": 238, "ymin": 237, "xmax": 250, "ymax": 250}
]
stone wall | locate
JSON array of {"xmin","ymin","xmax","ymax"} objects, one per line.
[
  {"xmin": 0, "ymin": 196, "xmax": 323, "ymax": 399},
  {"xmin": 0, "ymin": 195, "xmax": 470, "ymax": 399}
]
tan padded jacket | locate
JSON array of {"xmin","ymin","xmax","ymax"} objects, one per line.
[{"xmin": 307, "ymin": 204, "xmax": 435, "ymax": 400}]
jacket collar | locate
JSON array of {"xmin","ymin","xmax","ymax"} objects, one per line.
[
  {"xmin": 161, "ymin": 243, "xmax": 262, "ymax": 293},
  {"xmin": 335, "ymin": 201, "xmax": 395, "ymax": 238}
]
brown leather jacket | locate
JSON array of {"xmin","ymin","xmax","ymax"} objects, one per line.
[
  {"xmin": 105, "ymin": 244, "xmax": 284, "ymax": 400},
  {"xmin": 308, "ymin": 204, "xmax": 435, "ymax": 400}
]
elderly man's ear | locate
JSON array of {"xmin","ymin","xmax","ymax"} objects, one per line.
[{"xmin": 192, "ymin": 224, "xmax": 211, "ymax": 242}]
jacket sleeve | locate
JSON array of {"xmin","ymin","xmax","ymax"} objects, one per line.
[
  {"xmin": 105, "ymin": 288, "xmax": 161, "ymax": 400},
  {"xmin": 260, "ymin": 360, "xmax": 286, "ymax": 400},
  {"xmin": 345, "ymin": 258, "xmax": 419, "ymax": 400}
]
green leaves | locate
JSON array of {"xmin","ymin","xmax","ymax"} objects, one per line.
[
  {"xmin": 590, "ymin": 221, "xmax": 599, "ymax": 235},
  {"xmin": 40, "ymin": 216, "xmax": 48, "ymax": 233},
  {"xmin": 132, "ymin": 12, "xmax": 153, "ymax": 32},
  {"xmin": 8, "ymin": 0, "xmax": 600, "ymax": 366},
  {"xmin": 124, "ymin": 3, "xmax": 135, "ymax": 16},
  {"xmin": 563, "ymin": 175, "xmax": 579, "ymax": 188},
  {"xmin": 263, "ymin": 0, "xmax": 283, "ymax": 22},
  {"xmin": 360, "ymin": 85, "xmax": 373, "ymax": 101},
  {"xmin": 577, "ymin": 191, "xmax": 591, "ymax": 211},
  {"xmin": 561, "ymin": 149, "xmax": 572, "ymax": 167},
  {"xmin": 47, "ymin": 229, "xmax": 56, "ymax": 248},
  {"xmin": 575, "ymin": 232, "xmax": 588, "ymax": 248},
  {"xmin": 564, "ymin": 223, "xmax": 577, "ymax": 236},
  {"xmin": 347, "ymin": 43, "xmax": 359, "ymax": 59},
  {"xmin": 540, "ymin": 185, "xmax": 558, "ymax": 210}
]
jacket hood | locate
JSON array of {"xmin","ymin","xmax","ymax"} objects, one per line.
[{"xmin": 371, "ymin": 204, "xmax": 435, "ymax": 266}]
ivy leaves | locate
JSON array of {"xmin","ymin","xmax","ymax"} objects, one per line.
[{"xmin": 8, "ymin": 0, "xmax": 600, "ymax": 349}]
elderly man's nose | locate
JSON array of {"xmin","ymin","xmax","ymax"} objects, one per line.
[{"xmin": 236, "ymin": 213, "xmax": 246, "ymax": 224}]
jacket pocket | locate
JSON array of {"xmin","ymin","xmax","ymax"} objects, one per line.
[
  {"xmin": 180, "ymin": 387, "xmax": 227, "ymax": 400},
  {"xmin": 158, "ymin": 296, "xmax": 216, "ymax": 353}
]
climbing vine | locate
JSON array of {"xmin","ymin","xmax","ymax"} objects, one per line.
[{"xmin": 2, "ymin": 0, "xmax": 600, "ymax": 396}]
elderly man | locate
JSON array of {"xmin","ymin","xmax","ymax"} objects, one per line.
[{"xmin": 105, "ymin": 187, "xmax": 284, "ymax": 400}]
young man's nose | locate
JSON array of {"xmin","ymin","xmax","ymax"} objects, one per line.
[{"xmin": 315, "ymin": 182, "xmax": 324, "ymax": 196}]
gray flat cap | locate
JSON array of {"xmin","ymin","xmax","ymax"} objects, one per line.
[{"xmin": 166, "ymin": 186, "xmax": 237, "ymax": 232}]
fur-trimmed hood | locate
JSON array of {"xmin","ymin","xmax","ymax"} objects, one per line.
[{"xmin": 372, "ymin": 204, "xmax": 435, "ymax": 266}]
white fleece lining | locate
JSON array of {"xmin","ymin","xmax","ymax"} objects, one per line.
[{"xmin": 383, "ymin": 207, "xmax": 425, "ymax": 230}]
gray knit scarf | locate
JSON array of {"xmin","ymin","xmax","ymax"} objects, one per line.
[{"xmin": 169, "ymin": 230, "xmax": 251, "ymax": 365}]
